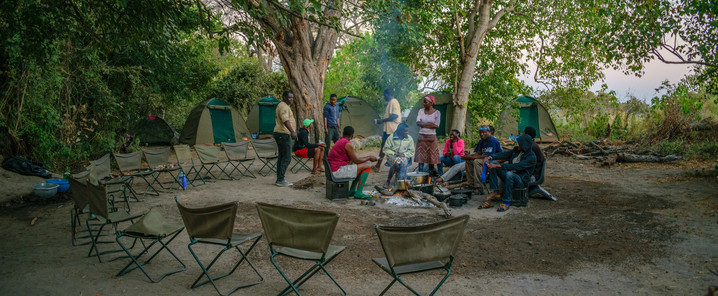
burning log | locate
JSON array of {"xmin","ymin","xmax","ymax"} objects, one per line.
[{"xmin": 404, "ymin": 190, "xmax": 452, "ymax": 217}]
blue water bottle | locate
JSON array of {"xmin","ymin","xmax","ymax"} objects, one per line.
[
  {"xmin": 179, "ymin": 171, "xmax": 187, "ymax": 189},
  {"xmin": 481, "ymin": 162, "xmax": 488, "ymax": 183}
]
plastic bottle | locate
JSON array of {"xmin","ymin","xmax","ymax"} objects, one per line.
[
  {"xmin": 63, "ymin": 167, "xmax": 71, "ymax": 179},
  {"xmin": 178, "ymin": 171, "xmax": 187, "ymax": 189}
]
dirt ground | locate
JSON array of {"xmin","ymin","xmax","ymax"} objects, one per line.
[{"xmin": 0, "ymin": 148, "xmax": 717, "ymax": 295}]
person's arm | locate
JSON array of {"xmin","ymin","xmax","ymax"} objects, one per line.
[
  {"xmin": 345, "ymin": 143, "xmax": 377, "ymax": 164},
  {"xmin": 383, "ymin": 138, "xmax": 397, "ymax": 158},
  {"xmin": 283, "ymin": 120, "xmax": 296, "ymax": 139},
  {"xmin": 378, "ymin": 113, "xmax": 399, "ymax": 123},
  {"xmin": 455, "ymin": 139, "xmax": 465, "ymax": 156},
  {"xmin": 300, "ymin": 130, "xmax": 317, "ymax": 149},
  {"xmin": 500, "ymin": 151, "xmax": 536, "ymax": 171},
  {"xmin": 324, "ymin": 117, "xmax": 328, "ymax": 134},
  {"xmin": 406, "ymin": 137, "xmax": 416, "ymax": 158}
]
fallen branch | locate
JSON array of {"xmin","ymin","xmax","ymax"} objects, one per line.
[{"xmin": 405, "ymin": 190, "xmax": 452, "ymax": 217}]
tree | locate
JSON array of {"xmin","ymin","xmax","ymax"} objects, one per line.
[{"xmin": 367, "ymin": 0, "xmax": 717, "ymax": 133}]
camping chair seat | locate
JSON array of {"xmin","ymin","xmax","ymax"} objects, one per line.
[
  {"xmin": 174, "ymin": 144, "xmax": 205, "ymax": 187},
  {"xmin": 114, "ymin": 151, "xmax": 159, "ymax": 199},
  {"xmin": 143, "ymin": 147, "xmax": 183, "ymax": 190},
  {"xmin": 176, "ymin": 198, "xmax": 263, "ymax": 296},
  {"xmin": 373, "ymin": 215, "xmax": 469, "ymax": 296},
  {"xmin": 251, "ymin": 139, "xmax": 279, "ymax": 177},
  {"xmin": 195, "ymin": 145, "xmax": 232, "ymax": 181},
  {"xmin": 221, "ymin": 142, "xmax": 256, "ymax": 179},
  {"xmin": 323, "ymin": 158, "xmax": 354, "ymax": 201},
  {"xmin": 116, "ymin": 207, "xmax": 186, "ymax": 283},
  {"xmin": 88, "ymin": 153, "xmax": 136, "ymax": 207},
  {"xmin": 256, "ymin": 202, "xmax": 346, "ymax": 296},
  {"xmin": 290, "ymin": 155, "xmax": 312, "ymax": 173}
]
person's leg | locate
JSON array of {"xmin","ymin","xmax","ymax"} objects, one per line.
[
  {"xmin": 500, "ymin": 171, "xmax": 524, "ymax": 210},
  {"xmin": 386, "ymin": 164, "xmax": 397, "ymax": 187},
  {"xmin": 374, "ymin": 133, "xmax": 390, "ymax": 169},
  {"xmin": 471, "ymin": 159, "xmax": 484, "ymax": 187},
  {"xmin": 438, "ymin": 155, "xmax": 447, "ymax": 173},
  {"xmin": 312, "ymin": 148, "xmax": 323, "ymax": 172},
  {"xmin": 428, "ymin": 164, "xmax": 436, "ymax": 177},
  {"xmin": 352, "ymin": 162, "xmax": 373, "ymax": 199},
  {"xmin": 465, "ymin": 160, "xmax": 475, "ymax": 187},
  {"xmin": 452, "ymin": 155, "xmax": 464, "ymax": 165},
  {"xmin": 487, "ymin": 162, "xmax": 505, "ymax": 199},
  {"xmin": 274, "ymin": 133, "xmax": 291, "ymax": 184},
  {"xmin": 438, "ymin": 163, "xmax": 464, "ymax": 183}
]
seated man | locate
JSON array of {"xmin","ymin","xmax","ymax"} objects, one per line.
[
  {"xmin": 293, "ymin": 119, "xmax": 326, "ymax": 174},
  {"xmin": 327, "ymin": 126, "xmax": 378, "ymax": 199},
  {"xmin": 438, "ymin": 129, "xmax": 465, "ymax": 173},
  {"xmin": 435, "ymin": 125, "xmax": 502, "ymax": 186},
  {"xmin": 485, "ymin": 134, "xmax": 536, "ymax": 212},
  {"xmin": 522, "ymin": 126, "xmax": 545, "ymax": 182},
  {"xmin": 383, "ymin": 123, "xmax": 415, "ymax": 188}
]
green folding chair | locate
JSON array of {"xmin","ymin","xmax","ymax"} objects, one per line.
[
  {"xmin": 69, "ymin": 172, "xmax": 95, "ymax": 246},
  {"xmin": 251, "ymin": 139, "xmax": 279, "ymax": 177},
  {"xmin": 115, "ymin": 207, "xmax": 186, "ymax": 282},
  {"xmin": 173, "ymin": 144, "xmax": 205, "ymax": 187},
  {"xmin": 373, "ymin": 215, "xmax": 469, "ymax": 296},
  {"xmin": 221, "ymin": 141, "xmax": 256, "ymax": 179},
  {"xmin": 143, "ymin": 147, "xmax": 183, "ymax": 190},
  {"xmin": 85, "ymin": 181, "xmax": 144, "ymax": 262},
  {"xmin": 87, "ymin": 153, "xmax": 136, "ymax": 206},
  {"xmin": 194, "ymin": 144, "xmax": 232, "ymax": 181},
  {"xmin": 290, "ymin": 155, "xmax": 312, "ymax": 173},
  {"xmin": 114, "ymin": 151, "xmax": 159, "ymax": 198},
  {"xmin": 176, "ymin": 198, "xmax": 263, "ymax": 296},
  {"xmin": 256, "ymin": 202, "xmax": 346, "ymax": 296}
]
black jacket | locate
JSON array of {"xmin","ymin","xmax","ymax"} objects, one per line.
[
  {"xmin": 492, "ymin": 134, "xmax": 537, "ymax": 185},
  {"xmin": 293, "ymin": 128, "xmax": 317, "ymax": 152}
]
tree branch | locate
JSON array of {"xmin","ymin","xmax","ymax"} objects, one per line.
[
  {"xmin": 265, "ymin": 0, "xmax": 364, "ymax": 39},
  {"xmin": 652, "ymin": 45, "xmax": 713, "ymax": 67}
]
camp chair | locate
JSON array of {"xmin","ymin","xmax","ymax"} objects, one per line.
[
  {"xmin": 176, "ymin": 198, "xmax": 263, "ymax": 296},
  {"xmin": 85, "ymin": 181, "xmax": 144, "ymax": 262},
  {"xmin": 173, "ymin": 144, "xmax": 205, "ymax": 187},
  {"xmin": 194, "ymin": 144, "xmax": 232, "ymax": 181},
  {"xmin": 323, "ymin": 157, "xmax": 354, "ymax": 201},
  {"xmin": 513, "ymin": 161, "xmax": 557, "ymax": 206},
  {"xmin": 256, "ymin": 202, "xmax": 346, "ymax": 296},
  {"xmin": 251, "ymin": 138, "xmax": 279, "ymax": 177},
  {"xmin": 69, "ymin": 172, "xmax": 95, "ymax": 246},
  {"xmin": 290, "ymin": 154, "xmax": 312, "ymax": 173},
  {"xmin": 87, "ymin": 153, "xmax": 136, "ymax": 207},
  {"xmin": 115, "ymin": 207, "xmax": 186, "ymax": 282},
  {"xmin": 373, "ymin": 215, "xmax": 469, "ymax": 296},
  {"xmin": 114, "ymin": 151, "xmax": 159, "ymax": 199},
  {"xmin": 143, "ymin": 147, "xmax": 183, "ymax": 190},
  {"xmin": 221, "ymin": 141, "xmax": 256, "ymax": 179}
]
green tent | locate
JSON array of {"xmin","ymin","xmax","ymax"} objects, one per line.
[
  {"xmin": 132, "ymin": 116, "xmax": 179, "ymax": 146},
  {"xmin": 405, "ymin": 92, "xmax": 474, "ymax": 140},
  {"xmin": 179, "ymin": 98, "xmax": 251, "ymax": 145},
  {"xmin": 245, "ymin": 97, "xmax": 281, "ymax": 135},
  {"xmin": 495, "ymin": 96, "xmax": 559, "ymax": 143},
  {"xmin": 337, "ymin": 96, "xmax": 382, "ymax": 138}
]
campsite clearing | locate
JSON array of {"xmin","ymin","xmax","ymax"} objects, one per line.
[{"xmin": 0, "ymin": 149, "xmax": 716, "ymax": 295}]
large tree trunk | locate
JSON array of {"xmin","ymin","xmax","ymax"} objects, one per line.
[{"xmin": 278, "ymin": 51, "xmax": 327, "ymax": 140}]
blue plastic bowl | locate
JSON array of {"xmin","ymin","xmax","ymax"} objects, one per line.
[{"xmin": 46, "ymin": 179, "xmax": 70, "ymax": 193}]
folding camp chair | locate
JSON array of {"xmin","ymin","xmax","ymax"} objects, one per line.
[
  {"xmin": 114, "ymin": 151, "xmax": 159, "ymax": 199},
  {"xmin": 256, "ymin": 202, "xmax": 346, "ymax": 296},
  {"xmin": 176, "ymin": 198, "xmax": 263, "ymax": 296},
  {"xmin": 194, "ymin": 145, "xmax": 232, "ymax": 181},
  {"xmin": 85, "ymin": 181, "xmax": 144, "ymax": 262},
  {"xmin": 87, "ymin": 153, "xmax": 136, "ymax": 207},
  {"xmin": 251, "ymin": 138, "xmax": 279, "ymax": 177},
  {"xmin": 174, "ymin": 144, "xmax": 205, "ymax": 187},
  {"xmin": 69, "ymin": 172, "xmax": 95, "ymax": 246},
  {"xmin": 143, "ymin": 147, "xmax": 183, "ymax": 190},
  {"xmin": 221, "ymin": 141, "xmax": 256, "ymax": 179},
  {"xmin": 373, "ymin": 215, "xmax": 469, "ymax": 296},
  {"xmin": 290, "ymin": 155, "xmax": 312, "ymax": 174},
  {"xmin": 115, "ymin": 207, "xmax": 186, "ymax": 282}
]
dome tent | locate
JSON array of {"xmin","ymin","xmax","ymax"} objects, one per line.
[
  {"xmin": 495, "ymin": 96, "xmax": 559, "ymax": 143},
  {"xmin": 245, "ymin": 97, "xmax": 281, "ymax": 135},
  {"xmin": 179, "ymin": 98, "xmax": 251, "ymax": 145},
  {"xmin": 131, "ymin": 116, "xmax": 179, "ymax": 146},
  {"xmin": 337, "ymin": 96, "xmax": 382, "ymax": 138}
]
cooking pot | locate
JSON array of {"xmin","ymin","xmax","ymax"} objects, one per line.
[
  {"xmin": 396, "ymin": 179, "xmax": 412, "ymax": 191},
  {"xmin": 451, "ymin": 189, "xmax": 473, "ymax": 200},
  {"xmin": 448, "ymin": 195, "xmax": 464, "ymax": 207},
  {"xmin": 406, "ymin": 172, "xmax": 429, "ymax": 184},
  {"xmin": 412, "ymin": 183, "xmax": 433, "ymax": 194},
  {"xmin": 433, "ymin": 188, "xmax": 452, "ymax": 202}
]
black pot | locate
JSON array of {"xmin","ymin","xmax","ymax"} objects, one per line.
[
  {"xmin": 413, "ymin": 184, "xmax": 433, "ymax": 194},
  {"xmin": 451, "ymin": 189, "xmax": 473, "ymax": 200},
  {"xmin": 448, "ymin": 195, "xmax": 464, "ymax": 207}
]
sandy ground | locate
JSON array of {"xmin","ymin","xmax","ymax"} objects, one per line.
[{"xmin": 0, "ymin": 148, "xmax": 717, "ymax": 295}]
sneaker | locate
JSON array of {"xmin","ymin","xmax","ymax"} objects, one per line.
[{"xmin": 275, "ymin": 180, "xmax": 293, "ymax": 187}]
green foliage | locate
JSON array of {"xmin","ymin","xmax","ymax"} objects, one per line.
[
  {"xmin": 324, "ymin": 34, "xmax": 419, "ymax": 111},
  {"xmin": 211, "ymin": 57, "xmax": 288, "ymax": 116},
  {"xmin": 586, "ymin": 113, "xmax": 611, "ymax": 139}
]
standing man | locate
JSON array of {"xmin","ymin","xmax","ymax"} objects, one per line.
[
  {"xmin": 323, "ymin": 94, "xmax": 341, "ymax": 153},
  {"xmin": 274, "ymin": 90, "xmax": 297, "ymax": 187},
  {"xmin": 374, "ymin": 88, "xmax": 401, "ymax": 170}
]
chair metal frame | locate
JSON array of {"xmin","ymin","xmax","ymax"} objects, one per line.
[
  {"xmin": 68, "ymin": 172, "xmax": 102, "ymax": 246},
  {"xmin": 256, "ymin": 202, "xmax": 346, "ymax": 296},
  {"xmin": 87, "ymin": 153, "xmax": 136, "ymax": 207},
  {"xmin": 115, "ymin": 207, "xmax": 186, "ymax": 283},
  {"xmin": 251, "ymin": 138, "xmax": 279, "ymax": 177},
  {"xmin": 176, "ymin": 198, "xmax": 263, "ymax": 296},
  {"xmin": 373, "ymin": 215, "xmax": 469, "ymax": 296},
  {"xmin": 194, "ymin": 144, "xmax": 233, "ymax": 181},
  {"xmin": 173, "ymin": 144, "xmax": 205, "ymax": 187},
  {"xmin": 221, "ymin": 141, "xmax": 256, "ymax": 179},
  {"xmin": 113, "ymin": 151, "xmax": 159, "ymax": 199},
  {"xmin": 290, "ymin": 155, "xmax": 312, "ymax": 173},
  {"xmin": 142, "ymin": 147, "xmax": 183, "ymax": 190}
]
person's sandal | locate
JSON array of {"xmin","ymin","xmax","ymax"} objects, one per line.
[
  {"xmin": 478, "ymin": 201, "xmax": 493, "ymax": 209},
  {"xmin": 497, "ymin": 203, "xmax": 510, "ymax": 212}
]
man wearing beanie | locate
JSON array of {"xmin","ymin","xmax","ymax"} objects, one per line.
[{"xmin": 484, "ymin": 134, "xmax": 536, "ymax": 212}]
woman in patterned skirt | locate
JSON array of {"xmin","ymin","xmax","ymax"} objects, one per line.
[{"xmin": 414, "ymin": 95, "xmax": 441, "ymax": 176}]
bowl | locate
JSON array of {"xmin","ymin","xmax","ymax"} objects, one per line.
[
  {"xmin": 32, "ymin": 183, "xmax": 59, "ymax": 198},
  {"xmin": 46, "ymin": 179, "xmax": 70, "ymax": 192}
]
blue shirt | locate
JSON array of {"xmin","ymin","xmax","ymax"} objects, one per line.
[
  {"xmin": 323, "ymin": 103, "xmax": 340, "ymax": 127},
  {"xmin": 473, "ymin": 135, "xmax": 503, "ymax": 156}
]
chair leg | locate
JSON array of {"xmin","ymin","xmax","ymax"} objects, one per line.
[
  {"xmin": 188, "ymin": 236, "xmax": 263, "ymax": 296},
  {"xmin": 116, "ymin": 230, "xmax": 186, "ymax": 283},
  {"xmin": 378, "ymin": 279, "xmax": 398, "ymax": 296},
  {"xmin": 275, "ymin": 251, "xmax": 346, "ymax": 296},
  {"xmin": 239, "ymin": 160, "xmax": 256, "ymax": 178}
]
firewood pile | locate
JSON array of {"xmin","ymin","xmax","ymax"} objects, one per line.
[{"xmin": 544, "ymin": 140, "xmax": 682, "ymax": 166}]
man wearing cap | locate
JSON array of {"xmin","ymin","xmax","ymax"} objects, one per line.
[
  {"xmin": 274, "ymin": 91, "xmax": 297, "ymax": 187},
  {"xmin": 374, "ymin": 88, "xmax": 401, "ymax": 170},
  {"xmin": 294, "ymin": 119, "xmax": 326, "ymax": 174},
  {"xmin": 323, "ymin": 94, "xmax": 341, "ymax": 152},
  {"xmin": 463, "ymin": 125, "xmax": 503, "ymax": 189}
]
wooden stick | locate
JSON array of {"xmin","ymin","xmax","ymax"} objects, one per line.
[{"xmin": 405, "ymin": 190, "xmax": 452, "ymax": 217}]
